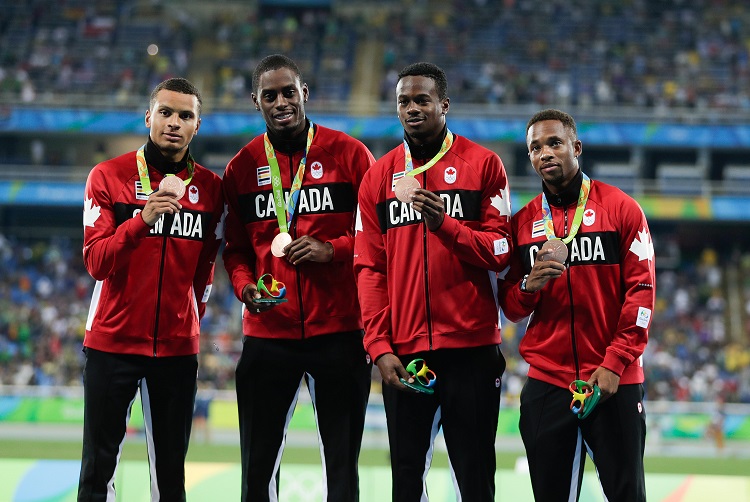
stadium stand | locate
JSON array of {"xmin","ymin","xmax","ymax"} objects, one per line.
[
  {"xmin": 2, "ymin": 0, "xmax": 750, "ymax": 114},
  {"xmin": 0, "ymin": 0, "xmax": 749, "ymax": 408},
  {"xmin": 1, "ymin": 232, "xmax": 748, "ymax": 405}
]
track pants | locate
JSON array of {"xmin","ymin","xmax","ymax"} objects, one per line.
[
  {"xmin": 382, "ymin": 345, "xmax": 505, "ymax": 502},
  {"xmin": 77, "ymin": 348, "xmax": 198, "ymax": 502},
  {"xmin": 235, "ymin": 331, "xmax": 372, "ymax": 502},
  {"xmin": 519, "ymin": 378, "xmax": 647, "ymax": 502}
]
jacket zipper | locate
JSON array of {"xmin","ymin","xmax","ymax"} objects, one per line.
[
  {"xmin": 564, "ymin": 206, "xmax": 580, "ymax": 379},
  {"xmin": 290, "ymin": 153, "xmax": 306, "ymax": 340},
  {"xmin": 422, "ymin": 170, "xmax": 433, "ymax": 349},
  {"xmin": 153, "ymin": 232, "xmax": 169, "ymax": 356}
]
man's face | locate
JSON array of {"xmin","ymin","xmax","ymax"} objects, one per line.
[
  {"xmin": 526, "ymin": 119, "xmax": 583, "ymax": 193},
  {"xmin": 396, "ymin": 75, "xmax": 449, "ymax": 145},
  {"xmin": 252, "ymin": 67, "xmax": 308, "ymax": 138},
  {"xmin": 145, "ymin": 89, "xmax": 201, "ymax": 162}
]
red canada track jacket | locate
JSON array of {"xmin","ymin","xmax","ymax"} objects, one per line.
[
  {"xmin": 354, "ymin": 133, "xmax": 513, "ymax": 362},
  {"xmin": 83, "ymin": 149, "xmax": 224, "ymax": 357},
  {"xmin": 498, "ymin": 175, "xmax": 656, "ymax": 388},
  {"xmin": 223, "ymin": 123, "xmax": 374, "ymax": 339}
]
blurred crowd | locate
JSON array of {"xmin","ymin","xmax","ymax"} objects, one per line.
[
  {"xmin": 1, "ymin": 233, "xmax": 749, "ymax": 404},
  {"xmin": 1, "ymin": 0, "xmax": 749, "ymax": 111}
]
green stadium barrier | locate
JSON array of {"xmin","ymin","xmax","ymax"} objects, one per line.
[{"xmin": 2, "ymin": 396, "xmax": 749, "ymax": 440}]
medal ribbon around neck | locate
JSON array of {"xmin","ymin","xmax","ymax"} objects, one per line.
[
  {"xmin": 136, "ymin": 144, "xmax": 194, "ymax": 194},
  {"xmin": 263, "ymin": 122, "xmax": 315, "ymax": 234},
  {"xmin": 403, "ymin": 129, "xmax": 454, "ymax": 178},
  {"xmin": 541, "ymin": 172, "xmax": 591, "ymax": 244}
]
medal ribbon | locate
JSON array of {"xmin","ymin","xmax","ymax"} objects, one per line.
[
  {"xmin": 136, "ymin": 144, "xmax": 194, "ymax": 194},
  {"xmin": 403, "ymin": 129, "xmax": 454, "ymax": 178},
  {"xmin": 263, "ymin": 122, "xmax": 315, "ymax": 233},
  {"xmin": 541, "ymin": 172, "xmax": 591, "ymax": 244}
]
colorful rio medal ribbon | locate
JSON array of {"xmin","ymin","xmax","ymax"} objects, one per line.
[
  {"xmin": 255, "ymin": 273, "xmax": 288, "ymax": 304},
  {"xmin": 538, "ymin": 172, "xmax": 591, "ymax": 264},
  {"xmin": 394, "ymin": 130, "xmax": 454, "ymax": 203},
  {"xmin": 136, "ymin": 144, "xmax": 194, "ymax": 200},
  {"xmin": 264, "ymin": 123, "xmax": 315, "ymax": 257},
  {"xmin": 399, "ymin": 358, "xmax": 437, "ymax": 395},
  {"xmin": 569, "ymin": 380, "xmax": 601, "ymax": 419}
]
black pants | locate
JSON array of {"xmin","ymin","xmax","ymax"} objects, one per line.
[
  {"xmin": 78, "ymin": 348, "xmax": 198, "ymax": 502},
  {"xmin": 235, "ymin": 332, "xmax": 372, "ymax": 502},
  {"xmin": 519, "ymin": 378, "xmax": 647, "ymax": 502},
  {"xmin": 382, "ymin": 345, "xmax": 505, "ymax": 502}
]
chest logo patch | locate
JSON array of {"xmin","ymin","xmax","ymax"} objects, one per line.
[
  {"xmin": 189, "ymin": 185, "xmax": 199, "ymax": 204},
  {"xmin": 444, "ymin": 166, "xmax": 457, "ymax": 184},
  {"xmin": 257, "ymin": 166, "xmax": 271, "ymax": 187},
  {"xmin": 311, "ymin": 161, "xmax": 324, "ymax": 179},
  {"xmin": 583, "ymin": 208, "xmax": 595, "ymax": 226}
]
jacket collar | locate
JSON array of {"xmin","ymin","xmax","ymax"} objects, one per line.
[
  {"xmin": 404, "ymin": 126, "xmax": 448, "ymax": 161},
  {"xmin": 542, "ymin": 169, "xmax": 583, "ymax": 207},
  {"xmin": 266, "ymin": 119, "xmax": 313, "ymax": 155},
  {"xmin": 144, "ymin": 137, "xmax": 189, "ymax": 175}
]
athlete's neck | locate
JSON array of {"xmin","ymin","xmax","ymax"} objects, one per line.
[
  {"xmin": 267, "ymin": 119, "xmax": 311, "ymax": 154},
  {"xmin": 404, "ymin": 126, "xmax": 448, "ymax": 160},
  {"xmin": 144, "ymin": 138, "xmax": 189, "ymax": 175}
]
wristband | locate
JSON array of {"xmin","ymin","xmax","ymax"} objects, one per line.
[{"xmin": 520, "ymin": 274, "xmax": 529, "ymax": 293}]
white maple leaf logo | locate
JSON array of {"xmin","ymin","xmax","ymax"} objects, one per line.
[
  {"xmin": 215, "ymin": 204, "xmax": 228, "ymax": 240},
  {"xmin": 490, "ymin": 184, "xmax": 511, "ymax": 217},
  {"xmin": 83, "ymin": 197, "xmax": 101, "ymax": 228},
  {"xmin": 629, "ymin": 227, "xmax": 654, "ymax": 261}
]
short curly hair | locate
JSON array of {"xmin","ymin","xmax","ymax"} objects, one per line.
[
  {"xmin": 150, "ymin": 78, "xmax": 202, "ymax": 116},
  {"xmin": 526, "ymin": 109, "xmax": 577, "ymax": 139},
  {"xmin": 398, "ymin": 62, "xmax": 448, "ymax": 100}
]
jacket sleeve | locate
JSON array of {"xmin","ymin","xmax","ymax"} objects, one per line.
[
  {"xmin": 82, "ymin": 162, "xmax": 151, "ymax": 281},
  {"xmin": 222, "ymin": 156, "xmax": 258, "ymax": 301},
  {"xmin": 193, "ymin": 180, "xmax": 225, "ymax": 320},
  {"xmin": 603, "ymin": 197, "xmax": 655, "ymax": 376},
  {"xmin": 432, "ymin": 153, "xmax": 513, "ymax": 272},
  {"xmin": 496, "ymin": 213, "xmax": 541, "ymax": 322},
  {"xmin": 353, "ymin": 169, "xmax": 393, "ymax": 362},
  {"xmin": 327, "ymin": 141, "xmax": 376, "ymax": 262}
]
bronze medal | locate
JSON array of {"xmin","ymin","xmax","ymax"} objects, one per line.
[
  {"xmin": 395, "ymin": 176, "xmax": 420, "ymax": 203},
  {"xmin": 539, "ymin": 238, "xmax": 569, "ymax": 263},
  {"xmin": 271, "ymin": 232, "xmax": 293, "ymax": 258},
  {"xmin": 159, "ymin": 175, "xmax": 186, "ymax": 199}
]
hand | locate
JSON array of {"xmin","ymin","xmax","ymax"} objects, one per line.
[
  {"xmin": 588, "ymin": 366, "xmax": 620, "ymax": 401},
  {"xmin": 522, "ymin": 249, "xmax": 566, "ymax": 293},
  {"xmin": 376, "ymin": 353, "xmax": 416, "ymax": 392},
  {"xmin": 140, "ymin": 188, "xmax": 182, "ymax": 226},
  {"xmin": 411, "ymin": 189, "xmax": 445, "ymax": 231},
  {"xmin": 284, "ymin": 235, "xmax": 334, "ymax": 265},
  {"xmin": 241, "ymin": 284, "xmax": 276, "ymax": 315}
]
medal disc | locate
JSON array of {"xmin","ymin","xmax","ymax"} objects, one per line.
[
  {"xmin": 540, "ymin": 238, "xmax": 569, "ymax": 263},
  {"xmin": 271, "ymin": 232, "xmax": 293, "ymax": 257},
  {"xmin": 159, "ymin": 175, "xmax": 186, "ymax": 199},
  {"xmin": 395, "ymin": 176, "xmax": 420, "ymax": 203}
]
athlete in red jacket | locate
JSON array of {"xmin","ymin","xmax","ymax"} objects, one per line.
[
  {"xmin": 498, "ymin": 109, "xmax": 655, "ymax": 502},
  {"xmin": 354, "ymin": 62, "xmax": 512, "ymax": 502},
  {"xmin": 222, "ymin": 55, "xmax": 374, "ymax": 502},
  {"xmin": 78, "ymin": 78, "xmax": 225, "ymax": 501}
]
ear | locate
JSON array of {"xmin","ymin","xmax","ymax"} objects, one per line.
[
  {"xmin": 145, "ymin": 109, "xmax": 151, "ymax": 128},
  {"xmin": 251, "ymin": 93, "xmax": 260, "ymax": 111},
  {"xmin": 574, "ymin": 139, "xmax": 583, "ymax": 158}
]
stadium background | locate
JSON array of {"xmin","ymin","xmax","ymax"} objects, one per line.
[{"xmin": 1, "ymin": 0, "xmax": 750, "ymax": 500}]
